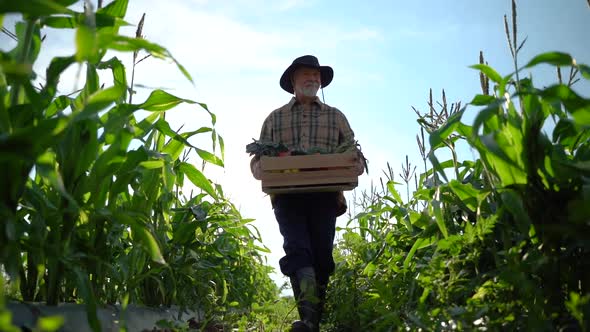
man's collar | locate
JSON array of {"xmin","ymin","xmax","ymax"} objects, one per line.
[{"xmin": 288, "ymin": 96, "xmax": 323, "ymax": 110}]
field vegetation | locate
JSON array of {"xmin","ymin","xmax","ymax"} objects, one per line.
[{"xmin": 1, "ymin": 1, "xmax": 589, "ymax": 331}]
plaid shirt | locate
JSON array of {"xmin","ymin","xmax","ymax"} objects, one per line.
[{"xmin": 259, "ymin": 97, "xmax": 355, "ymax": 151}]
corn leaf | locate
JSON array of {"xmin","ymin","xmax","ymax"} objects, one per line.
[
  {"xmin": 179, "ymin": 162, "xmax": 218, "ymax": 199},
  {"xmin": 525, "ymin": 52, "xmax": 574, "ymax": 68},
  {"xmin": 470, "ymin": 64, "xmax": 503, "ymax": 84},
  {"xmin": 97, "ymin": 0, "xmax": 128, "ymax": 18},
  {"xmin": 0, "ymin": 0, "xmax": 74, "ymax": 16}
]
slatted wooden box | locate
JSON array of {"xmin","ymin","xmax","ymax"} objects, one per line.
[{"xmin": 259, "ymin": 152, "xmax": 359, "ymax": 194}]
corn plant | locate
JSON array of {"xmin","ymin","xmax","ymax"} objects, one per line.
[
  {"xmin": 0, "ymin": 1, "xmax": 277, "ymax": 331},
  {"xmin": 326, "ymin": 2, "xmax": 590, "ymax": 330}
]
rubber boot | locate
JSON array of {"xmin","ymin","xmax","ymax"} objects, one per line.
[
  {"xmin": 316, "ymin": 283, "xmax": 327, "ymax": 329},
  {"xmin": 289, "ymin": 267, "xmax": 320, "ymax": 332},
  {"xmin": 290, "ymin": 275, "xmax": 304, "ymax": 324}
]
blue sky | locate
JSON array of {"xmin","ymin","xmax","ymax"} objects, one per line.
[{"xmin": 2, "ymin": 0, "xmax": 589, "ymax": 288}]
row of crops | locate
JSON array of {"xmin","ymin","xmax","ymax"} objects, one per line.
[{"xmin": 0, "ymin": 1, "xmax": 278, "ymax": 331}]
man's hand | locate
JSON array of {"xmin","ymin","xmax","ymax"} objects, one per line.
[
  {"xmin": 354, "ymin": 159, "xmax": 364, "ymax": 176},
  {"xmin": 251, "ymin": 158, "xmax": 262, "ymax": 180}
]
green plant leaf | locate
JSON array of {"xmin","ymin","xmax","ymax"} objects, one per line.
[
  {"xmin": 173, "ymin": 221, "xmax": 200, "ymax": 245},
  {"xmin": 218, "ymin": 134, "xmax": 225, "ymax": 160},
  {"xmin": 41, "ymin": 13, "xmax": 129, "ymax": 29},
  {"xmin": 154, "ymin": 119, "xmax": 192, "ymax": 144},
  {"xmin": 539, "ymin": 84, "xmax": 589, "ymax": 111},
  {"xmin": 114, "ymin": 213, "xmax": 166, "ymax": 264},
  {"xmin": 563, "ymin": 160, "xmax": 590, "ymax": 173},
  {"xmin": 37, "ymin": 316, "xmax": 65, "ymax": 331},
  {"xmin": 196, "ymin": 148, "xmax": 224, "ymax": 167},
  {"xmin": 456, "ymin": 123, "xmax": 473, "ymax": 137},
  {"xmin": 403, "ymin": 237, "xmax": 433, "ymax": 270},
  {"xmin": 100, "ymin": 34, "xmax": 193, "ymax": 83},
  {"xmin": 386, "ymin": 180, "xmax": 404, "ymax": 204},
  {"xmin": 53, "ymin": 0, "xmax": 78, "ymax": 5},
  {"xmin": 437, "ymin": 235, "xmax": 463, "ymax": 256},
  {"xmin": 431, "ymin": 189, "xmax": 448, "ymax": 238},
  {"xmin": 41, "ymin": 15, "xmax": 77, "ymax": 28},
  {"xmin": 0, "ymin": 60, "xmax": 33, "ymax": 77},
  {"xmin": 471, "ymin": 100, "xmax": 504, "ymax": 136},
  {"xmin": 0, "ymin": 0, "xmax": 74, "ymax": 16},
  {"xmin": 538, "ymin": 85, "xmax": 590, "ymax": 125},
  {"xmin": 500, "ymin": 189, "xmax": 531, "ymax": 234},
  {"xmin": 135, "ymin": 226, "xmax": 166, "ymax": 265},
  {"xmin": 139, "ymin": 160, "xmax": 165, "ymax": 169},
  {"xmin": 199, "ymin": 102, "xmax": 216, "ymax": 125},
  {"xmin": 163, "ymin": 164, "xmax": 176, "ymax": 192},
  {"xmin": 161, "ymin": 131, "xmax": 209, "ymax": 165},
  {"xmin": 578, "ymin": 64, "xmax": 590, "ymax": 80},
  {"xmin": 478, "ymin": 132, "xmax": 527, "ymax": 184},
  {"xmin": 552, "ymin": 118, "xmax": 576, "ymax": 144},
  {"xmin": 73, "ymin": 269, "xmax": 101, "ymax": 332},
  {"xmin": 45, "ymin": 95, "xmax": 71, "ymax": 117},
  {"xmin": 133, "ymin": 112, "xmax": 159, "ymax": 137},
  {"xmin": 99, "ymin": 104, "xmax": 139, "ymax": 141},
  {"xmin": 427, "ymin": 153, "xmax": 449, "ymax": 183},
  {"xmin": 97, "ymin": 0, "xmax": 128, "ymax": 18},
  {"xmin": 13, "ymin": 21, "xmax": 42, "ymax": 65},
  {"xmin": 363, "ymin": 262, "xmax": 377, "ymax": 277},
  {"xmin": 0, "ymin": 117, "xmax": 70, "ymax": 162},
  {"xmin": 448, "ymin": 180, "xmax": 479, "ymax": 212},
  {"xmin": 470, "ymin": 64, "xmax": 503, "ymax": 84},
  {"xmin": 33, "ymin": 150, "xmax": 72, "ymax": 202},
  {"xmin": 97, "ymin": 57, "xmax": 127, "ymax": 102},
  {"xmin": 179, "ymin": 162, "xmax": 218, "ymax": 199},
  {"xmin": 109, "ymin": 147, "xmax": 147, "ymax": 196},
  {"xmin": 161, "ymin": 139, "xmax": 185, "ymax": 162},
  {"xmin": 74, "ymin": 85, "xmax": 126, "ymax": 119},
  {"xmin": 42, "ymin": 55, "xmax": 76, "ymax": 99},
  {"xmin": 429, "ymin": 109, "xmax": 464, "ymax": 150},
  {"xmin": 524, "ymin": 52, "xmax": 573, "ymax": 68},
  {"xmin": 470, "ymin": 94, "xmax": 496, "ymax": 106},
  {"xmin": 76, "ymin": 25, "xmax": 98, "ymax": 63},
  {"xmin": 139, "ymin": 90, "xmax": 195, "ymax": 112}
]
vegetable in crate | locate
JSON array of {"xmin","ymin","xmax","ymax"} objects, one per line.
[{"xmin": 246, "ymin": 139, "xmax": 289, "ymax": 157}]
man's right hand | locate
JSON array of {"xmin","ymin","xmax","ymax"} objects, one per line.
[{"xmin": 251, "ymin": 158, "xmax": 262, "ymax": 180}]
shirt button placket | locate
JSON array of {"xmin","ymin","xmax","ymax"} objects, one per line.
[{"xmin": 301, "ymin": 112, "xmax": 309, "ymax": 150}]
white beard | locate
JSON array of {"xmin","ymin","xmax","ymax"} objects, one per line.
[{"xmin": 297, "ymin": 84, "xmax": 319, "ymax": 97}]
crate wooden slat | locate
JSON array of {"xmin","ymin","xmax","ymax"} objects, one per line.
[
  {"xmin": 260, "ymin": 152, "xmax": 357, "ymax": 170},
  {"xmin": 260, "ymin": 152, "xmax": 359, "ymax": 194},
  {"xmin": 261, "ymin": 169, "xmax": 358, "ymax": 186},
  {"xmin": 262, "ymin": 183, "xmax": 357, "ymax": 194}
]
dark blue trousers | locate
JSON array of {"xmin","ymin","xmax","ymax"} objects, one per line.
[{"xmin": 273, "ymin": 192, "xmax": 339, "ymax": 286}]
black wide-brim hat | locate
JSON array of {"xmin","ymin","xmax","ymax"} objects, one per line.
[{"xmin": 279, "ymin": 55, "xmax": 334, "ymax": 94}]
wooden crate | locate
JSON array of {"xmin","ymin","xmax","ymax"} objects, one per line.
[{"xmin": 260, "ymin": 152, "xmax": 359, "ymax": 194}]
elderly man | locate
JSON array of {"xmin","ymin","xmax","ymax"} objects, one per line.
[{"xmin": 250, "ymin": 55, "xmax": 364, "ymax": 332}]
